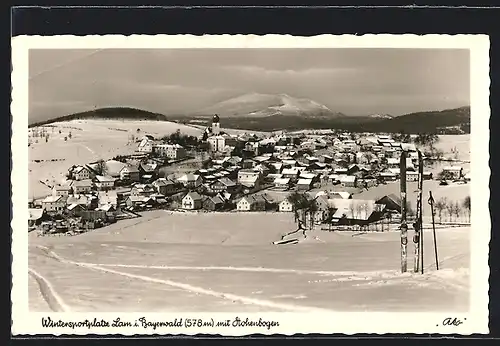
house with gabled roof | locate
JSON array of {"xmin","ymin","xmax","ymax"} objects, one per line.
[
  {"xmin": 278, "ymin": 197, "xmax": 294, "ymax": 212},
  {"xmin": 330, "ymin": 199, "xmax": 386, "ymax": 226},
  {"xmin": 28, "ymin": 208, "xmax": 48, "ymax": 227},
  {"xmin": 42, "ymin": 195, "xmax": 67, "ymax": 214},
  {"xmin": 98, "ymin": 191, "xmax": 118, "ymax": 208},
  {"xmin": 71, "ymin": 165, "xmax": 93, "ymax": 180},
  {"xmin": 66, "ymin": 203, "xmax": 87, "ymax": 217},
  {"xmin": 139, "ymin": 162, "xmax": 159, "ymax": 180},
  {"xmin": 66, "ymin": 194, "xmax": 89, "ymax": 207},
  {"xmin": 236, "ymin": 195, "xmax": 267, "ymax": 212},
  {"xmin": 177, "ymin": 174, "xmax": 202, "ymax": 189},
  {"xmin": 70, "ymin": 179, "xmax": 94, "ymax": 194},
  {"xmin": 237, "ymin": 170, "xmax": 261, "ymax": 188},
  {"xmin": 52, "ymin": 184, "xmax": 72, "ymax": 197},
  {"xmin": 120, "ymin": 164, "xmax": 140, "ymax": 182},
  {"xmin": 94, "ymin": 175, "xmax": 116, "ymax": 191},
  {"xmin": 104, "ymin": 159, "xmax": 127, "ymax": 178},
  {"xmin": 130, "ymin": 183, "xmax": 156, "ymax": 197},
  {"xmin": 203, "ymin": 194, "xmax": 226, "ymax": 211},
  {"xmin": 338, "ymin": 174, "xmax": 357, "ymax": 187},
  {"xmin": 282, "ymin": 167, "xmax": 300, "ymax": 180},
  {"xmin": 152, "ymin": 177, "xmax": 178, "ymax": 196},
  {"xmin": 297, "ymin": 178, "xmax": 313, "ymax": 191},
  {"xmin": 181, "ymin": 191, "xmax": 203, "ymax": 210},
  {"xmin": 274, "ymin": 177, "xmax": 291, "ymax": 190},
  {"xmin": 209, "ymin": 177, "xmax": 238, "ymax": 194},
  {"xmin": 376, "ymin": 194, "xmax": 401, "ymax": 213},
  {"xmin": 125, "ymin": 195, "xmax": 155, "ymax": 209},
  {"xmin": 137, "ymin": 135, "xmax": 155, "ymax": 153}
]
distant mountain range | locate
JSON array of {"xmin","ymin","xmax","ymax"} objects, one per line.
[{"xmin": 28, "ymin": 94, "xmax": 470, "ymax": 134}]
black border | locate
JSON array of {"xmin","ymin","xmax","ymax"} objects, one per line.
[{"xmin": 9, "ymin": 4, "xmax": 499, "ymax": 343}]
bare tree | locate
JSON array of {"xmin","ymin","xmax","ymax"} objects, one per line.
[
  {"xmin": 435, "ymin": 197, "xmax": 447, "ymax": 223},
  {"xmin": 446, "ymin": 200, "xmax": 454, "ymax": 223},
  {"xmin": 355, "ymin": 203, "xmax": 364, "ymax": 223},
  {"xmin": 348, "ymin": 201, "xmax": 356, "ymax": 226},
  {"xmin": 361, "ymin": 203, "xmax": 370, "ymax": 223},
  {"xmin": 453, "ymin": 201, "xmax": 462, "ymax": 223},
  {"xmin": 95, "ymin": 159, "xmax": 108, "ymax": 176},
  {"xmin": 374, "ymin": 204, "xmax": 385, "ymax": 231},
  {"xmin": 326, "ymin": 205, "xmax": 335, "ymax": 231},
  {"xmin": 287, "ymin": 191, "xmax": 309, "ymax": 228},
  {"xmin": 308, "ymin": 199, "xmax": 319, "ymax": 230},
  {"xmin": 462, "ymin": 196, "xmax": 471, "ymax": 223}
]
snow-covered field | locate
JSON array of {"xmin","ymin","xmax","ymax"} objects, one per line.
[
  {"xmin": 28, "ymin": 119, "xmax": 202, "ymax": 198},
  {"xmin": 26, "ymin": 126, "xmax": 471, "ymax": 313},
  {"xmin": 433, "ymin": 134, "xmax": 470, "ymax": 162},
  {"xmin": 28, "ymin": 211, "xmax": 470, "ymax": 313},
  {"xmin": 355, "ymin": 180, "xmax": 470, "ymax": 218}
]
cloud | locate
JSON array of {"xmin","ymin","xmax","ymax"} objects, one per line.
[{"xmin": 222, "ymin": 65, "xmax": 358, "ymax": 78}]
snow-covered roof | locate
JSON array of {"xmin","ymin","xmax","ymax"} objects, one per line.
[
  {"xmin": 184, "ymin": 191, "xmax": 202, "ymax": 200},
  {"xmin": 330, "ymin": 191, "xmax": 352, "ymax": 199},
  {"xmin": 95, "ymin": 175, "xmax": 117, "ymax": 183},
  {"xmin": 338, "ymin": 175, "xmax": 356, "ymax": 183},
  {"xmin": 105, "ymin": 160, "xmax": 127, "ymax": 175},
  {"xmin": 443, "ymin": 166, "xmax": 463, "ymax": 171},
  {"xmin": 299, "ymin": 172, "xmax": 317, "ymax": 179},
  {"xmin": 28, "ymin": 208, "xmax": 45, "ymax": 220},
  {"xmin": 282, "ymin": 168, "xmax": 299, "ymax": 175},
  {"xmin": 178, "ymin": 174, "xmax": 200, "ymax": 182},
  {"xmin": 274, "ymin": 178, "xmax": 291, "ymax": 185},
  {"xmin": 42, "ymin": 195, "xmax": 64, "ymax": 203},
  {"xmin": 331, "ymin": 199, "xmax": 385, "ymax": 221}
]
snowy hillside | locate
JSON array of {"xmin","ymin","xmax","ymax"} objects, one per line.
[
  {"xmin": 195, "ymin": 93, "xmax": 341, "ymax": 118},
  {"xmin": 368, "ymin": 113, "xmax": 394, "ymax": 119}
]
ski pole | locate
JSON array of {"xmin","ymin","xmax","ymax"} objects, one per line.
[{"xmin": 428, "ymin": 191, "xmax": 439, "ymax": 270}]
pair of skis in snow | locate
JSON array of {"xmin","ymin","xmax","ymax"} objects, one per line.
[{"xmin": 400, "ymin": 150, "xmax": 424, "ymax": 274}]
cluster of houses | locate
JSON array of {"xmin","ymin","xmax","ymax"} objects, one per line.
[{"xmin": 28, "ymin": 115, "xmax": 468, "ymax": 233}]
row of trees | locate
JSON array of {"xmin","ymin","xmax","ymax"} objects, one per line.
[
  {"xmin": 434, "ymin": 196, "xmax": 471, "ymax": 223},
  {"xmin": 30, "ymin": 127, "xmax": 72, "ymax": 143},
  {"xmin": 161, "ymin": 129, "xmax": 200, "ymax": 148},
  {"xmin": 391, "ymin": 132, "xmax": 440, "ymax": 149},
  {"xmin": 287, "ymin": 191, "xmax": 323, "ymax": 231}
]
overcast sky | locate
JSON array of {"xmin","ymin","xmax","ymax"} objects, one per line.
[{"xmin": 29, "ymin": 48, "xmax": 470, "ymax": 122}]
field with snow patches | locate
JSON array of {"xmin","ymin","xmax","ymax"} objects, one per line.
[
  {"xmin": 28, "ymin": 119, "xmax": 202, "ymax": 199},
  {"xmin": 28, "ymin": 211, "xmax": 469, "ymax": 313}
]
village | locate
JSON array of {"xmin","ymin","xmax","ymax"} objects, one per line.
[{"xmin": 28, "ymin": 115, "xmax": 471, "ymax": 236}]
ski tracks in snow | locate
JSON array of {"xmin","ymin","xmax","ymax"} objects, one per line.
[
  {"xmin": 28, "ymin": 267, "xmax": 70, "ymax": 312},
  {"xmin": 31, "ymin": 245, "xmax": 333, "ymax": 313}
]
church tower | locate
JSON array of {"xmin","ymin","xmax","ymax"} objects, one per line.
[{"xmin": 211, "ymin": 114, "xmax": 221, "ymax": 135}]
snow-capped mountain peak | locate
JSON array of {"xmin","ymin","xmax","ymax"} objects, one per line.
[
  {"xmin": 368, "ymin": 113, "xmax": 394, "ymax": 119},
  {"xmin": 195, "ymin": 93, "xmax": 337, "ymax": 118}
]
